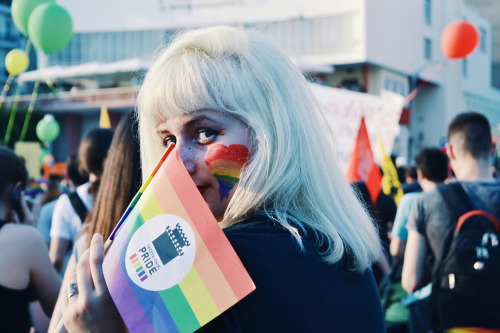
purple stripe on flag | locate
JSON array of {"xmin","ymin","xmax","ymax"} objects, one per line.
[
  {"xmin": 104, "ymin": 221, "xmax": 179, "ymax": 333},
  {"xmin": 140, "ymin": 275, "xmax": 148, "ymax": 281},
  {"xmin": 105, "ymin": 258, "xmax": 155, "ymax": 333}
]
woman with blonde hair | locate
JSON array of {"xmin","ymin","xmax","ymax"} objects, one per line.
[{"xmin": 61, "ymin": 26, "xmax": 385, "ymax": 332}]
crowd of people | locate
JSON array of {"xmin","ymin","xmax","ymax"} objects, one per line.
[{"xmin": 0, "ymin": 26, "xmax": 499, "ymax": 333}]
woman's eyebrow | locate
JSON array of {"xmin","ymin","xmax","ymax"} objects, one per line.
[
  {"xmin": 157, "ymin": 115, "xmax": 217, "ymax": 134},
  {"xmin": 183, "ymin": 115, "xmax": 216, "ymax": 128}
]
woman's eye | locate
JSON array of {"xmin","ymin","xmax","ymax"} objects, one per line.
[
  {"xmin": 162, "ymin": 135, "xmax": 176, "ymax": 147},
  {"xmin": 195, "ymin": 128, "xmax": 219, "ymax": 144}
]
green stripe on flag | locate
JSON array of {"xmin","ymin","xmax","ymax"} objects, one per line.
[
  {"xmin": 126, "ymin": 208, "xmax": 145, "ymax": 236},
  {"xmin": 159, "ymin": 285, "xmax": 201, "ymax": 333}
]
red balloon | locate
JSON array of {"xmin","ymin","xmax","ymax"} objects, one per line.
[{"xmin": 441, "ymin": 20, "xmax": 480, "ymax": 59}]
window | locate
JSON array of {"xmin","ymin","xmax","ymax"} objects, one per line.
[
  {"xmin": 479, "ymin": 27, "xmax": 487, "ymax": 53},
  {"xmin": 424, "ymin": 38, "xmax": 432, "ymax": 61},
  {"xmin": 424, "ymin": 0, "xmax": 431, "ymax": 26}
]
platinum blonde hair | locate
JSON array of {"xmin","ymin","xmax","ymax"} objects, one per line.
[{"xmin": 137, "ymin": 26, "xmax": 382, "ymax": 271}]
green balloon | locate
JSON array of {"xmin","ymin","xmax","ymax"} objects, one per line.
[
  {"xmin": 11, "ymin": 0, "xmax": 54, "ymax": 36},
  {"xmin": 36, "ymin": 115, "xmax": 60, "ymax": 143},
  {"xmin": 39, "ymin": 146, "xmax": 50, "ymax": 164},
  {"xmin": 28, "ymin": 2, "xmax": 73, "ymax": 54}
]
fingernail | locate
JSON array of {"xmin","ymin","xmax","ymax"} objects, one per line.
[{"xmin": 92, "ymin": 233, "xmax": 103, "ymax": 243}]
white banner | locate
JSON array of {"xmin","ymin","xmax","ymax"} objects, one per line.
[{"xmin": 310, "ymin": 83, "xmax": 405, "ymax": 173}]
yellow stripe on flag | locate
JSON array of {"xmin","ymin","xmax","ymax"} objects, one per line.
[
  {"xmin": 178, "ymin": 267, "xmax": 220, "ymax": 326},
  {"xmin": 100, "ymin": 105, "xmax": 111, "ymax": 129},
  {"xmin": 137, "ymin": 190, "xmax": 164, "ymax": 222},
  {"xmin": 151, "ymin": 171, "xmax": 239, "ymax": 310}
]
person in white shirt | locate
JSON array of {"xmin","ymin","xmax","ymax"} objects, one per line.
[{"xmin": 49, "ymin": 128, "xmax": 113, "ymax": 274}]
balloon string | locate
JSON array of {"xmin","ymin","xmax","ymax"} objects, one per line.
[
  {"xmin": 19, "ymin": 81, "xmax": 40, "ymax": 142},
  {"xmin": 4, "ymin": 79, "xmax": 24, "ymax": 145},
  {"xmin": 25, "ymin": 39, "xmax": 31, "ymax": 56},
  {"xmin": 0, "ymin": 75, "xmax": 14, "ymax": 110},
  {"xmin": 403, "ymin": 59, "xmax": 447, "ymax": 106},
  {"xmin": 45, "ymin": 77, "xmax": 58, "ymax": 93}
]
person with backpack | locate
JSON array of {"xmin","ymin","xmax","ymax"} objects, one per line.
[
  {"xmin": 49, "ymin": 128, "xmax": 113, "ymax": 274},
  {"xmin": 402, "ymin": 112, "xmax": 500, "ymax": 332}
]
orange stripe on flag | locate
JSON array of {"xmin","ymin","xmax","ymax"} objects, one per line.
[
  {"xmin": 152, "ymin": 169, "xmax": 239, "ymax": 311},
  {"xmin": 163, "ymin": 152, "xmax": 256, "ymax": 300}
]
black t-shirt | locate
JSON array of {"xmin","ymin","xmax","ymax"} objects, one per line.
[{"xmin": 200, "ymin": 215, "xmax": 385, "ymax": 333}]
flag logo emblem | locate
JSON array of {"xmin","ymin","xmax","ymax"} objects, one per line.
[{"xmin": 125, "ymin": 214, "xmax": 196, "ymax": 291}]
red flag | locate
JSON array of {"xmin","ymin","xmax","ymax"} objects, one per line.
[{"xmin": 346, "ymin": 117, "xmax": 382, "ymax": 203}]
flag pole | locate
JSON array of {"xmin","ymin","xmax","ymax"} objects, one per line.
[{"xmin": 105, "ymin": 142, "xmax": 176, "ymax": 249}]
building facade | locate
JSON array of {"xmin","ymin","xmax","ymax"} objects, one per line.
[
  {"xmin": 466, "ymin": 0, "xmax": 500, "ymax": 90},
  {"xmin": 23, "ymin": 0, "xmax": 500, "ymax": 162}
]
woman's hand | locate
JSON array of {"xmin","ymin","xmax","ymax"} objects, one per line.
[
  {"xmin": 11, "ymin": 192, "xmax": 43, "ymax": 227},
  {"xmin": 62, "ymin": 233, "xmax": 125, "ymax": 333}
]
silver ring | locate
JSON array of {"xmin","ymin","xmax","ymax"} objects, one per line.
[{"xmin": 67, "ymin": 283, "xmax": 79, "ymax": 299}]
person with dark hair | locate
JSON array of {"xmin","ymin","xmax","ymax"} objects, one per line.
[
  {"xmin": 397, "ymin": 165, "xmax": 407, "ymax": 184},
  {"xmin": 402, "ymin": 165, "xmax": 422, "ymax": 194},
  {"xmin": 64, "ymin": 153, "xmax": 89, "ymax": 192},
  {"xmin": 0, "ymin": 147, "xmax": 60, "ymax": 332},
  {"xmin": 48, "ymin": 113, "xmax": 141, "ymax": 332},
  {"xmin": 402, "ymin": 112, "xmax": 500, "ymax": 332},
  {"xmin": 390, "ymin": 147, "xmax": 448, "ymax": 333},
  {"xmin": 42, "ymin": 174, "xmax": 63, "ymax": 205},
  {"xmin": 77, "ymin": 128, "xmax": 114, "ymax": 198},
  {"xmin": 49, "ymin": 128, "xmax": 113, "ymax": 273},
  {"xmin": 350, "ymin": 181, "xmax": 392, "ymax": 283}
]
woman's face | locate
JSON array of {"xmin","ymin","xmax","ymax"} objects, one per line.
[{"xmin": 157, "ymin": 110, "xmax": 252, "ymax": 221}]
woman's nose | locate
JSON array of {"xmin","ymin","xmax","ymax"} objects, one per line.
[{"xmin": 178, "ymin": 146, "xmax": 197, "ymax": 175}]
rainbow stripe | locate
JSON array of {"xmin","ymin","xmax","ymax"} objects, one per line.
[
  {"xmin": 102, "ymin": 146, "xmax": 255, "ymax": 333},
  {"xmin": 205, "ymin": 144, "xmax": 249, "ymax": 200},
  {"xmin": 446, "ymin": 328, "xmax": 500, "ymax": 333}
]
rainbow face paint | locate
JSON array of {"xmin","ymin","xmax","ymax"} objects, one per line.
[{"xmin": 205, "ymin": 144, "xmax": 250, "ymax": 200}]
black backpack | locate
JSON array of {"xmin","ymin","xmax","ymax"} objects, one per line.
[{"xmin": 431, "ymin": 183, "xmax": 500, "ymax": 332}]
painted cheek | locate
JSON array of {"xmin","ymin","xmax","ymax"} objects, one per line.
[{"xmin": 205, "ymin": 144, "xmax": 250, "ymax": 200}]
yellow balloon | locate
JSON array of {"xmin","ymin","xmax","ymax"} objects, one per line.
[{"xmin": 5, "ymin": 49, "xmax": 29, "ymax": 76}]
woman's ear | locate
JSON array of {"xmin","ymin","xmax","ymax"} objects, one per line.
[
  {"xmin": 445, "ymin": 142, "xmax": 455, "ymax": 161},
  {"xmin": 10, "ymin": 181, "xmax": 22, "ymax": 197}
]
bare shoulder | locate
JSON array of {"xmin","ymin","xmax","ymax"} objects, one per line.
[{"xmin": 1, "ymin": 223, "xmax": 46, "ymax": 251}]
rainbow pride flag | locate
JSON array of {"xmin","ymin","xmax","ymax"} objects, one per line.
[{"xmin": 102, "ymin": 144, "xmax": 255, "ymax": 333}]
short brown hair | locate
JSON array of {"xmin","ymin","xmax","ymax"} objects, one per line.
[
  {"xmin": 414, "ymin": 147, "xmax": 448, "ymax": 183},
  {"xmin": 448, "ymin": 112, "xmax": 492, "ymax": 159}
]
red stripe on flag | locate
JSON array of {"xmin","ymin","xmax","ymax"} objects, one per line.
[
  {"xmin": 346, "ymin": 117, "xmax": 382, "ymax": 203},
  {"xmin": 164, "ymin": 150, "xmax": 255, "ymax": 300}
]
